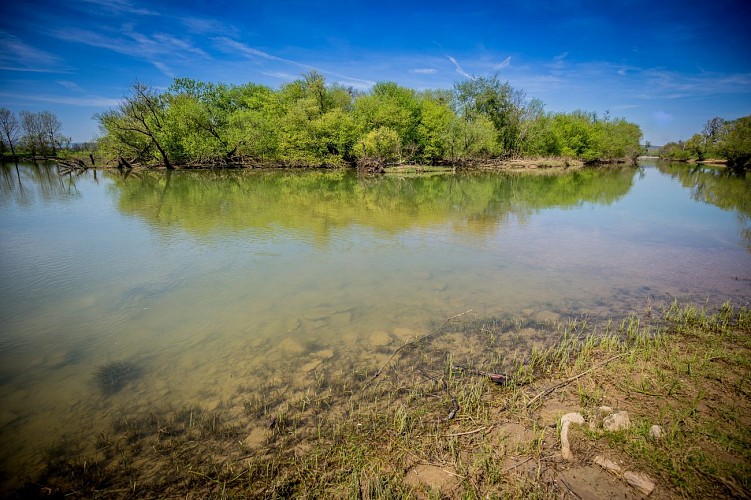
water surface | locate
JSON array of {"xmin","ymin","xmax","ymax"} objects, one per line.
[{"xmin": 0, "ymin": 160, "xmax": 749, "ymax": 486}]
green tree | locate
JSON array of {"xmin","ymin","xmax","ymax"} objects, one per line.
[
  {"xmin": 96, "ymin": 82, "xmax": 174, "ymax": 168},
  {"xmin": 353, "ymin": 82, "xmax": 421, "ymax": 154},
  {"xmin": 352, "ymin": 126, "xmax": 401, "ymax": 165},
  {"xmin": 685, "ymin": 133, "xmax": 706, "ymax": 161},
  {"xmin": 453, "ymin": 76, "xmax": 526, "ymax": 156},
  {"xmin": 716, "ymin": 116, "xmax": 751, "ymax": 170}
]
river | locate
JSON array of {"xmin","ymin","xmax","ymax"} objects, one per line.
[{"xmin": 0, "ymin": 160, "xmax": 749, "ymax": 489}]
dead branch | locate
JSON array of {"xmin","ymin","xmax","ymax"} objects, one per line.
[
  {"xmin": 453, "ymin": 364, "xmax": 512, "ymax": 385},
  {"xmin": 526, "ymin": 352, "xmax": 627, "ymax": 408}
]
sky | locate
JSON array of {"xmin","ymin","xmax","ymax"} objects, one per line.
[{"xmin": 1, "ymin": 0, "xmax": 749, "ymax": 145}]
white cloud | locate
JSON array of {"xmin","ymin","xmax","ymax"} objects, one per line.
[
  {"xmin": 0, "ymin": 91, "xmax": 119, "ymax": 107},
  {"xmin": 653, "ymin": 110, "xmax": 673, "ymax": 124},
  {"xmin": 0, "ymin": 31, "xmax": 65, "ymax": 72},
  {"xmin": 181, "ymin": 17, "xmax": 240, "ymax": 37},
  {"xmin": 494, "ymin": 56, "xmax": 511, "ymax": 70},
  {"xmin": 262, "ymin": 71, "xmax": 296, "ymax": 79},
  {"xmin": 57, "ymin": 80, "xmax": 84, "ymax": 92},
  {"xmin": 411, "ymin": 68, "xmax": 437, "ymax": 74},
  {"xmin": 446, "ymin": 55, "xmax": 472, "ymax": 79},
  {"xmin": 152, "ymin": 61, "xmax": 175, "ymax": 78},
  {"xmin": 77, "ymin": 0, "xmax": 159, "ymax": 16},
  {"xmin": 50, "ymin": 26, "xmax": 209, "ymax": 77},
  {"xmin": 215, "ymin": 37, "xmax": 375, "ymax": 87}
]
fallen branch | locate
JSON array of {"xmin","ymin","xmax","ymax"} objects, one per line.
[
  {"xmin": 453, "ymin": 364, "xmax": 512, "ymax": 385},
  {"xmin": 417, "ymin": 368, "xmax": 459, "ymax": 421},
  {"xmin": 526, "ymin": 352, "xmax": 627, "ymax": 408},
  {"xmin": 363, "ymin": 310, "xmax": 472, "ymax": 388},
  {"xmin": 439, "ymin": 425, "xmax": 492, "ymax": 437}
]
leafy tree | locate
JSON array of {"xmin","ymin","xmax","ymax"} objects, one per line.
[
  {"xmin": 658, "ymin": 141, "xmax": 692, "ymax": 161},
  {"xmin": 352, "ymin": 126, "xmax": 401, "ymax": 164},
  {"xmin": 685, "ymin": 133, "xmax": 706, "ymax": 161},
  {"xmin": 415, "ymin": 93, "xmax": 454, "ymax": 162},
  {"xmin": 453, "ymin": 76, "xmax": 526, "ymax": 156},
  {"xmin": 353, "ymin": 82, "xmax": 420, "ymax": 151},
  {"xmin": 96, "ymin": 82, "xmax": 174, "ymax": 168},
  {"xmin": 716, "ymin": 116, "xmax": 751, "ymax": 170}
]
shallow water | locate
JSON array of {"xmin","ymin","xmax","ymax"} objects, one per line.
[{"xmin": 0, "ymin": 160, "xmax": 749, "ymax": 487}]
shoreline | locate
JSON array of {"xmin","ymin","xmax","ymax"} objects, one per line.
[{"xmin": 7, "ymin": 299, "xmax": 750, "ymax": 498}]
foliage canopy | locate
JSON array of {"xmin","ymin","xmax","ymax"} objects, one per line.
[{"xmin": 94, "ymin": 74, "xmax": 643, "ymax": 168}]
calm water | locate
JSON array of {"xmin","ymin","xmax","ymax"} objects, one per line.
[{"xmin": 0, "ymin": 160, "xmax": 749, "ymax": 486}]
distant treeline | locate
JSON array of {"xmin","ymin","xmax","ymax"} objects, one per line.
[
  {"xmin": 658, "ymin": 115, "xmax": 751, "ymax": 170},
  {"xmin": 94, "ymin": 73, "xmax": 644, "ymax": 169},
  {"xmin": 0, "ymin": 108, "xmax": 68, "ymax": 158}
]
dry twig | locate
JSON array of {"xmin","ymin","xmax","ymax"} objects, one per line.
[{"xmin": 526, "ymin": 353, "xmax": 626, "ymax": 408}]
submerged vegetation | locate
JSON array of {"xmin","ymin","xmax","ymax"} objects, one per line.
[
  {"xmin": 13, "ymin": 301, "xmax": 751, "ymax": 498},
  {"xmin": 93, "ymin": 361, "xmax": 141, "ymax": 395},
  {"xmin": 94, "ymin": 73, "xmax": 643, "ymax": 169}
]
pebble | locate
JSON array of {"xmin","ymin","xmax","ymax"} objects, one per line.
[
  {"xmin": 624, "ymin": 470, "xmax": 656, "ymax": 495},
  {"xmin": 593, "ymin": 455, "xmax": 622, "ymax": 475},
  {"xmin": 603, "ymin": 411, "xmax": 630, "ymax": 432},
  {"xmin": 649, "ymin": 424, "xmax": 663, "ymax": 440},
  {"xmin": 560, "ymin": 412, "xmax": 585, "ymax": 461},
  {"xmin": 368, "ymin": 331, "xmax": 392, "ymax": 348}
]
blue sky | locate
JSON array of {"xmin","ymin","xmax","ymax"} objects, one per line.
[{"xmin": 1, "ymin": 0, "xmax": 749, "ymax": 145}]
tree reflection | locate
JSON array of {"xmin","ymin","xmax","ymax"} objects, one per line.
[
  {"xmin": 656, "ymin": 161, "xmax": 751, "ymax": 250},
  {"xmin": 106, "ymin": 167, "xmax": 637, "ymax": 241}
]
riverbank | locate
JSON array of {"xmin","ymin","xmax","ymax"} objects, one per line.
[{"xmin": 11, "ymin": 300, "xmax": 750, "ymax": 498}]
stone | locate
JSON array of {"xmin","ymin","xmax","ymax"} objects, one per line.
[
  {"xmin": 593, "ymin": 455, "xmax": 622, "ymax": 475},
  {"xmin": 368, "ymin": 331, "xmax": 392, "ymax": 348},
  {"xmin": 535, "ymin": 310, "xmax": 560, "ymax": 323},
  {"xmin": 301, "ymin": 359, "xmax": 323, "ymax": 372},
  {"xmin": 624, "ymin": 470, "xmax": 656, "ymax": 496},
  {"xmin": 603, "ymin": 411, "xmax": 630, "ymax": 432},
  {"xmin": 311, "ymin": 349, "xmax": 335, "ymax": 360},
  {"xmin": 278, "ymin": 337, "xmax": 306, "ymax": 355},
  {"xmin": 649, "ymin": 424, "xmax": 663, "ymax": 440},
  {"xmin": 560, "ymin": 412, "xmax": 585, "ymax": 461}
]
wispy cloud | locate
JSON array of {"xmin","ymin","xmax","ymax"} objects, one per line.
[
  {"xmin": 77, "ymin": 0, "xmax": 158, "ymax": 16},
  {"xmin": 0, "ymin": 91, "xmax": 119, "ymax": 107},
  {"xmin": 181, "ymin": 17, "xmax": 239, "ymax": 37},
  {"xmin": 494, "ymin": 56, "xmax": 511, "ymax": 70},
  {"xmin": 0, "ymin": 31, "xmax": 66, "ymax": 72},
  {"xmin": 214, "ymin": 37, "xmax": 375, "ymax": 87},
  {"xmin": 57, "ymin": 80, "xmax": 84, "ymax": 92},
  {"xmin": 50, "ymin": 26, "xmax": 208, "ymax": 78},
  {"xmin": 446, "ymin": 55, "xmax": 473, "ymax": 79},
  {"xmin": 152, "ymin": 61, "xmax": 175, "ymax": 78},
  {"xmin": 215, "ymin": 37, "xmax": 287, "ymax": 63},
  {"xmin": 262, "ymin": 71, "xmax": 296, "ymax": 79},
  {"xmin": 411, "ymin": 68, "xmax": 437, "ymax": 74}
]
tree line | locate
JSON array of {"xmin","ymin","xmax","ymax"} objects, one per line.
[
  {"xmin": 658, "ymin": 115, "xmax": 751, "ymax": 170},
  {"xmin": 95, "ymin": 73, "xmax": 644, "ymax": 169},
  {"xmin": 0, "ymin": 108, "xmax": 68, "ymax": 157}
]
